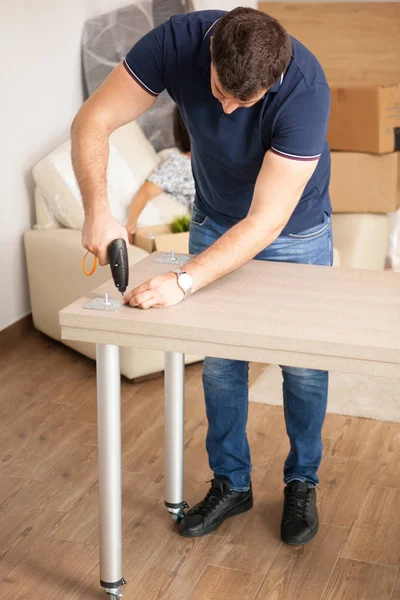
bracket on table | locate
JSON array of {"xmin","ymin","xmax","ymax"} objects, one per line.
[
  {"xmin": 84, "ymin": 293, "xmax": 122, "ymax": 312},
  {"xmin": 154, "ymin": 249, "xmax": 190, "ymax": 266}
]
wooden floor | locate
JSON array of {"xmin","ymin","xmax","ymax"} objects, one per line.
[{"xmin": 1, "ymin": 327, "xmax": 400, "ymax": 600}]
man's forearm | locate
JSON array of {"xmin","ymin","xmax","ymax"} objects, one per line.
[
  {"xmin": 184, "ymin": 215, "xmax": 283, "ymax": 293},
  {"xmin": 71, "ymin": 111, "xmax": 111, "ymax": 217}
]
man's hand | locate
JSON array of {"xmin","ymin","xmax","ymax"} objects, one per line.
[
  {"xmin": 122, "ymin": 272, "xmax": 184, "ymax": 309},
  {"xmin": 82, "ymin": 210, "xmax": 129, "ymax": 266}
]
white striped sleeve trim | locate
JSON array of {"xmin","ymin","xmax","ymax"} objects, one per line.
[
  {"xmin": 123, "ymin": 60, "xmax": 159, "ymax": 97},
  {"xmin": 203, "ymin": 19, "xmax": 220, "ymax": 39},
  {"xmin": 271, "ymin": 147, "xmax": 321, "ymax": 161}
]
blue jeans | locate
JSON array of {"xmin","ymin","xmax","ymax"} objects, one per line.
[{"xmin": 189, "ymin": 204, "xmax": 333, "ymax": 491}]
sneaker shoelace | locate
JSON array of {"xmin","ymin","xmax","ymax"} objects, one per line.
[
  {"xmin": 192, "ymin": 479, "xmax": 232, "ymax": 517},
  {"xmin": 285, "ymin": 487, "xmax": 312, "ymax": 520}
]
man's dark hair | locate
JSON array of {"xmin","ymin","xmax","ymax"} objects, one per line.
[
  {"xmin": 212, "ymin": 7, "xmax": 292, "ymax": 102},
  {"xmin": 173, "ymin": 106, "xmax": 191, "ymax": 154}
]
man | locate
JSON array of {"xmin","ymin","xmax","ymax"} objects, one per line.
[{"xmin": 71, "ymin": 7, "xmax": 332, "ymax": 546}]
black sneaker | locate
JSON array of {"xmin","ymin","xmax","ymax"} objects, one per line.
[
  {"xmin": 281, "ymin": 480, "xmax": 319, "ymax": 545},
  {"xmin": 179, "ymin": 477, "xmax": 253, "ymax": 538}
]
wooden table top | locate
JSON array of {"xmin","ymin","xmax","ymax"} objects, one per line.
[{"xmin": 60, "ymin": 252, "xmax": 400, "ymax": 378}]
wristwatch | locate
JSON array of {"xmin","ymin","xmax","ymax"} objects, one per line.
[{"xmin": 174, "ymin": 269, "xmax": 193, "ymax": 299}]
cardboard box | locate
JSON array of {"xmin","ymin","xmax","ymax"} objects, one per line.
[
  {"xmin": 134, "ymin": 224, "xmax": 189, "ymax": 254},
  {"xmin": 328, "ymin": 85, "xmax": 400, "ymax": 154},
  {"xmin": 330, "ymin": 151, "xmax": 400, "ymax": 213}
]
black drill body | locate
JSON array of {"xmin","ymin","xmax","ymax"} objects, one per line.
[{"xmin": 108, "ymin": 239, "xmax": 129, "ymax": 295}]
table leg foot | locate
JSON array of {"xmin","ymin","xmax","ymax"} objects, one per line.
[
  {"xmin": 165, "ymin": 500, "xmax": 189, "ymax": 522},
  {"xmin": 101, "ymin": 577, "xmax": 126, "ymax": 599}
]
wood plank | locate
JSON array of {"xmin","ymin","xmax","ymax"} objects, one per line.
[
  {"xmin": 128, "ymin": 533, "xmax": 224, "ymax": 600},
  {"xmin": 342, "ymin": 486, "xmax": 400, "ymax": 567},
  {"xmin": 47, "ymin": 481, "xmax": 100, "ymax": 546},
  {"xmin": 317, "ymin": 456, "xmax": 373, "ymax": 527},
  {"xmin": 371, "ymin": 460, "xmax": 400, "ymax": 489},
  {"xmin": 390, "ymin": 572, "xmax": 400, "ymax": 600},
  {"xmin": 209, "ymin": 488, "xmax": 283, "ymax": 574},
  {"xmin": 322, "ymin": 558, "xmax": 397, "ymax": 600},
  {"xmin": 53, "ymin": 574, "xmax": 104, "ymax": 600},
  {"xmin": 322, "ymin": 414, "xmax": 353, "ymax": 440},
  {"xmin": 0, "ymin": 420, "xmax": 97, "ymax": 481},
  {"xmin": 11, "ymin": 445, "xmax": 98, "ymax": 512},
  {"xmin": 0, "ymin": 507, "xmax": 66, "ymax": 579},
  {"xmin": 331, "ymin": 419, "xmax": 399, "ymax": 462},
  {"xmin": 254, "ymin": 524, "xmax": 347, "ymax": 600},
  {"xmin": 60, "ymin": 255, "xmax": 400, "ymax": 373},
  {"xmin": 256, "ymin": 446, "xmax": 288, "ymax": 491},
  {"xmin": 258, "ymin": 3, "xmax": 400, "ymax": 87},
  {"xmin": 0, "ymin": 400, "xmax": 76, "ymax": 457},
  {"xmin": 186, "ymin": 565, "xmax": 263, "ymax": 600},
  {"xmin": 47, "ymin": 472, "xmax": 136, "ymax": 546},
  {"xmin": 0, "ymin": 474, "xmax": 28, "ymax": 512},
  {"xmin": 2, "ymin": 538, "xmax": 97, "ymax": 600}
]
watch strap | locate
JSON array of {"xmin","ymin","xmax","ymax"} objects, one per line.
[{"xmin": 174, "ymin": 269, "xmax": 192, "ymax": 299}]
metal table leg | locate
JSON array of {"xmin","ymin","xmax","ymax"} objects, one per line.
[
  {"xmin": 164, "ymin": 352, "xmax": 188, "ymax": 522},
  {"xmin": 96, "ymin": 344, "xmax": 126, "ymax": 599}
]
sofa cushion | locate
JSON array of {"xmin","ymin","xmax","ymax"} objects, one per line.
[
  {"xmin": 32, "ymin": 139, "xmax": 139, "ymax": 229},
  {"xmin": 32, "ymin": 120, "xmax": 159, "ymax": 230},
  {"xmin": 32, "ymin": 121, "xmax": 189, "ymax": 230},
  {"xmin": 109, "ymin": 120, "xmax": 159, "ymax": 181},
  {"xmin": 34, "ymin": 187, "xmax": 62, "ymax": 229}
]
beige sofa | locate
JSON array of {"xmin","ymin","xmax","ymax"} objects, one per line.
[{"xmin": 332, "ymin": 213, "xmax": 390, "ymax": 271}]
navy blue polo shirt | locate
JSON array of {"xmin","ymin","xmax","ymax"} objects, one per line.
[{"xmin": 124, "ymin": 10, "xmax": 331, "ymax": 235}]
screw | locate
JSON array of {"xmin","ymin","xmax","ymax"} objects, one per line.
[
  {"xmin": 104, "ymin": 293, "xmax": 111, "ymax": 306},
  {"xmin": 170, "ymin": 249, "xmax": 177, "ymax": 261}
]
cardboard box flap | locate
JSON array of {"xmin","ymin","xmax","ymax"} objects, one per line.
[{"xmin": 134, "ymin": 225, "xmax": 189, "ymax": 254}]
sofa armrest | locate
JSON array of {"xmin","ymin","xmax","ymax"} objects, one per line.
[{"xmin": 24, "ymin": 228, "xmax": 148, "ymax": 339}]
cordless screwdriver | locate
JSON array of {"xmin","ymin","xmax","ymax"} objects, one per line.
[{"xmin": 108, "ymin": 238, "xmax": 129, "ymax": 296}]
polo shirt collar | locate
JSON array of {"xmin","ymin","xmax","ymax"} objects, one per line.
[
  {"xmin": 269, "ymin": 72, "xmax": 284, "ymax": 93},
  {"xmin": 198, "ymin": 20, "xmax": 219, "ymax": 71}
]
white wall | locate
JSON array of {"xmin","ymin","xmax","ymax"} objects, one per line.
[
  {"xmin": 0, "ymin": 0, "xmax": 140, "ymax": 331},
  {"xmin": 0, "ymin": 0, "xmax": 245, "ymax": 331},
  {"xmin": 0, "ymin": 0, "xmax": 395, "ymax": 331}
]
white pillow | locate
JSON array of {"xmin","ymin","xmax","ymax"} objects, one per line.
[
  {"xmin": 33, "ymin": 187, "xmax": 62, "ymax": 229},
  {"xmin": 33, "ymin": 140, "xmax": 139, "ymax": 229},
  {"xmin": 136, "ymin": 192, "xmax": 189, "ymax": 228},
  {"xmin": 33, "ymin": 120, "xmax": 160, "ymax": 230},
  {"xmin": 110, "ymin": 120, "xmax": 159, "ymax": 182}
]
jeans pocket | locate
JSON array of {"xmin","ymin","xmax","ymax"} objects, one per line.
[
  {"xmin": 190, "ymin": 204, "xmax": 208, "ymax": 227},
  {"xmin": 288, "ymin": 218, "xmax": 331, "ymax": 240}
]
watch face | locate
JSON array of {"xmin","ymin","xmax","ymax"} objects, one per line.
[{"xmin": 178, "ymin": 272, "xmax": 193, "ymax": 292}]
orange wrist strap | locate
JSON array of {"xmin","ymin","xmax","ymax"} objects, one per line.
[{"xmin": 82, "ymin": 251, "xmax": 98, "ymax": 276}]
